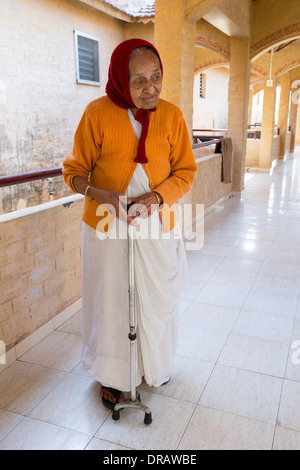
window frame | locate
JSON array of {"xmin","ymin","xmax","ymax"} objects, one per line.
[
  {"xmin": 74, "ymin": 30, "xmax": 101, "ymax": 87},
  {"xmin": 199, "ymin": 73, "xmax": 206, "ymax": 99}
]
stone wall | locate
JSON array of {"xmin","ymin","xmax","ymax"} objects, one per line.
[
  {"xmin": 246, "ymin": 135, "xmax": 281, "ymax": 168},
  {"xmin": 181, "ymin": 147, "xmax": 232, "ymax": 209},
  {"xmin": 246, "ymin": 139, "xmax": 260, "ymax": 168},
  {"xmin": 0, "ymin": 196, "xmax": 84, "ymax": 352}
]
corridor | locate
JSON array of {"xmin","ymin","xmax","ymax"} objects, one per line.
[{"xmin": 0, "ymin": 149, "xmax": 300, "ymax": 450}]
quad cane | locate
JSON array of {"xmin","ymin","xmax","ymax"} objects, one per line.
[{"xmin": 112, "ymin": 216, "xmax": 152, "ymax": 425}]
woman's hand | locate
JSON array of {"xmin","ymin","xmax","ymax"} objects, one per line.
[
  {"xmin": 92, "ymin": 188, "xmax": 137, "ymax": 225},
  {"xmin": 128, "ymin": 191, "xmax": 161, "ymax": 219},
  {"xmin": 72, "ymin": 177, "xmax": 161, "ymax": 225}
]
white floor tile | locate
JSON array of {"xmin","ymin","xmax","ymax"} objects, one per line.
[
  {"xmin": 0, "ymin": 417, "xmax": 91, "ymax": 450},
  {"xmin": 233, "ymin": 309, "xmax": 294, "ymax": 343},
  {"xmin": 181, "ymin": 302, "xmax": 240, "ymax": 332},
  {"xmin": 0, "ymin": 361, "xmax": 65, "ymax": 415},
  {"xmin": 139, "ymin": 355, "xmax": 214, "ymax": 404},
  {"xmin": 180, "ymin": 282, "xmax": 203, "ymax": 301},
  {"xmin": 195, "ymin": 284, "xmax": 250, "ymax": 309},
  {"xmin": 85, "ymin": 437, "xmax": 131, "ymax": 450},
  {"xmin": 199, "ymin": 365, "xmax": 283, "ymax": 424},
  {"xmin": 56, "ymin": 310, "xmax": 83, "ymax": 335},
  {"xmin": 96, "ymin": 392, "xmax": 195, "ymax": 450},
  {"xmin": 19, "ymin": 330, "xmax": 82, "ymax": 371},
  {"xmin": 278, "ymin": 379, "xmax": 300, "ymax": 432},
  {"xmin": 0, "ymin": 410, "xmax": 24, "ymax": 441},
  {"xmin": 243, "ymin": 291, "xmax": 298, "ymax": 319},
  {"xmin": 178, "ymin": 406, "xmax": 274, "ymax": 450},
  {"xmin": 218, "ymin": 333, "xmax": 289, "ymax": 377},
  {"xmin": 29, "ymin": 373, "xmax": 110, "ymax": 435},
  {"xmin": 251, "ymin": 274, "xmax": 300, "ymax": 296},
  {"xmin": 177, "ymin": 324, "xmax": 228, "ymax": 362},
  {"xmin": 273, "ymin": 426, "xmax": 300, "ymax": 450}
]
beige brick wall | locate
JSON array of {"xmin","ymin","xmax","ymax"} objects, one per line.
[
  {"xmin": 246, "ymin": 139, "xmax": 260, "ymax": 167},
  {"xmin": 246, "ymin": 135, "xmax": 281, "ymax": 168},
  {"xmin": 0, "ymin": 197, "xmax": 84, "ymax": 351},
  {"xmin": 181, "ymin": 148, "xmax": 232, "ymax": 209}
]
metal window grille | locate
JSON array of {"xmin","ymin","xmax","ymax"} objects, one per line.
[
  {"xmin": 74, "ymin": 31, "xmax": 100, "ymax": 86},
  {"xmin": 199, "ymin": 74, "xmax": 204, "ymax": 98}
]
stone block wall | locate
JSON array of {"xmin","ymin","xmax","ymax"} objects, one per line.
[
  {"xmin": 181, "ymin": 147, "xmax": 232, "ymax": 209},
  {"xmin": 0, "ymin": 197, "xmax": 84, "ymax": 351}
]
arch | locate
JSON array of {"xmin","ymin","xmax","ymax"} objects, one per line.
[
  {"xmin": 251, "ymin": 0, "xmax": 300, "ymax": 58},
  {"xmin": 251, "ymin": 25, "xmax": 300, "ymax": 59},
  {"xmin": 251, "ymin": 35, "xmax": 300, "ymax": 63},
  {"xmin": 194, "ymin": 62, "xmax": 229, "ymax": 74},
  {"xmin": 195, "ymin": 35, "xmax": 229, "ymax": 59},
  {"xmin": 195, "ymin": 19, "xmax": 230, "ymax": 59},
  {"xmin": 276, "ymin": 58, "xmax": 300, "ymax": 77}
]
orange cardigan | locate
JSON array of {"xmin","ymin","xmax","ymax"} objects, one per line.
[{"xmin": 63, "ymin": 96, "xmax": 197, "ymax": 232}]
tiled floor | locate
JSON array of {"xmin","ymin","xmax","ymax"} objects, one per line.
[{"xmin": 1, "ymin": 149, "xmax": 300, "ymax": 450}]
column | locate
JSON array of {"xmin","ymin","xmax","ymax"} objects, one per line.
[
  {"xmin": 277, "ymin": 72, "xmax": 291, "ymax": 158},
  {"xmin": 248, "ymin": 88, "xmax": 254, "ymax": 125},
  {"xmin": 154, "ymin": 0, "xmax": 196, "ymax": 136},
  {"xmin": 227, "ymin": 37, "xmax": 250, "ymax": 192},
  {"xmin": 289, "ymin": 99, "xmax": 299, "ymax": 153},
  {"xmin": 259, "ymin": 77, "xmax": 277, "ymax": 169}
]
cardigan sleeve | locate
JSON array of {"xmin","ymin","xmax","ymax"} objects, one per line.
[
  {"xmin": 153, "ymin": 111, "xmax": 197, "ymax": 207},
  {"xmin": 62, "ymin": 106, "xmax": 102, "ymax": 192}
]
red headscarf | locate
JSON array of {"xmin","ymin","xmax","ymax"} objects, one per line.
[{"xmin": 105, "ymin": 38, "xmax": 163, "ymax": 164}]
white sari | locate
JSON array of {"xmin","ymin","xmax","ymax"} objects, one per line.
[{"xmin": 81, "ymin": 110, "xmax": 187, "ymax": 390}]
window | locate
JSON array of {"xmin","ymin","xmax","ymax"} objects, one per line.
[
  {"xmin": 199, "ymin": 73, "xmax": 206, "ymax": 98},
  {"xmin": 74, "ymin": 31, "xmax": 100, "ymax": 86}
]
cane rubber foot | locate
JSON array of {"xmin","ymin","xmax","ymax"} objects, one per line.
[
  {"xmin": 144, "ymin": 412, "xmax": 152, "ymax": 425},
  {"xmin": 112, "ymin": 409, "xmax": 120, "ymax": 421}
]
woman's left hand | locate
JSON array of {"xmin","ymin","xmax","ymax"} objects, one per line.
[{"xmin": 128, "ymin": 191, "xmax": 161, "ymax": 218}]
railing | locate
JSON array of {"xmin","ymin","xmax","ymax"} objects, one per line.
[
  {"xmin": 247, "ymin": 129, "xmax": 261, "ymax": 140},
  {"xmin": 193, "ymin": 128, "xmax": 227, "ymax": 143},
  {"xmin": 192, "ymin": 139, "xmax": 222, "ymax": 150},
  {"xmin": 0, "ymin": 167, "xmax": 63, "ymax": 188},
  {"xmin": 247, "ymin": 124, "xmax": 280, "ymax": 140}
]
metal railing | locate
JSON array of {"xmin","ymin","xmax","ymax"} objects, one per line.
[
  {"xmin": 193, "ymin": 128, "xmax": 227, "ymax": 142},
  {"xmin": 0, "ymin": 167, "xmax": 63, "ymax": 188},
  {"xmin": 192, "ymin": 139, "xmax": 222, "ymax": 150}
]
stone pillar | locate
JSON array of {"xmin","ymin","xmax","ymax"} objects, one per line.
[
  {"xmin": 289, "ymin": 99, "xmax": 299, "ymax": 153},
  {"xmin": 278, "ymin": 73, "xmax": 291, "ymax": 158},
  {"xmin": 154, "ymin": 0, "xmax": 196, "ymax": 136},
  {"xmin": 248, "ymin": 88, "xmax": 254, "ymax": 125},
  {"xmin": 259, "ymin": 77, "xmax": 277, "ymax": 169},
  {"xmin": 227, "ymin": 37, "xmax": 250, "ymax": 192}
]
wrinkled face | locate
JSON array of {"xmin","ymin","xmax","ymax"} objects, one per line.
[{"xmin": 129, "ymin": 49, "xmax": 162, "ymax": 110}]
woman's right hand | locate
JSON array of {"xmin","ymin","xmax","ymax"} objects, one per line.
[
  {"xmin": 92, "ymin": 188, "xmax": 138, "ymax": 226},
  {"xmin": 72, "ymin": 176, "xmax": 138, "ymax": 225}
]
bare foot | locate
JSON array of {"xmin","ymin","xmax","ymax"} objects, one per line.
[{"xmin": 100, "ymin": 386, "xmax": 125, "ymax": 406}]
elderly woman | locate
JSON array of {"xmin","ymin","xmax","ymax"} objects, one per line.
[{"xmin": 63, "ymin": 38, "xmax": 197, "ymax": 409}]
